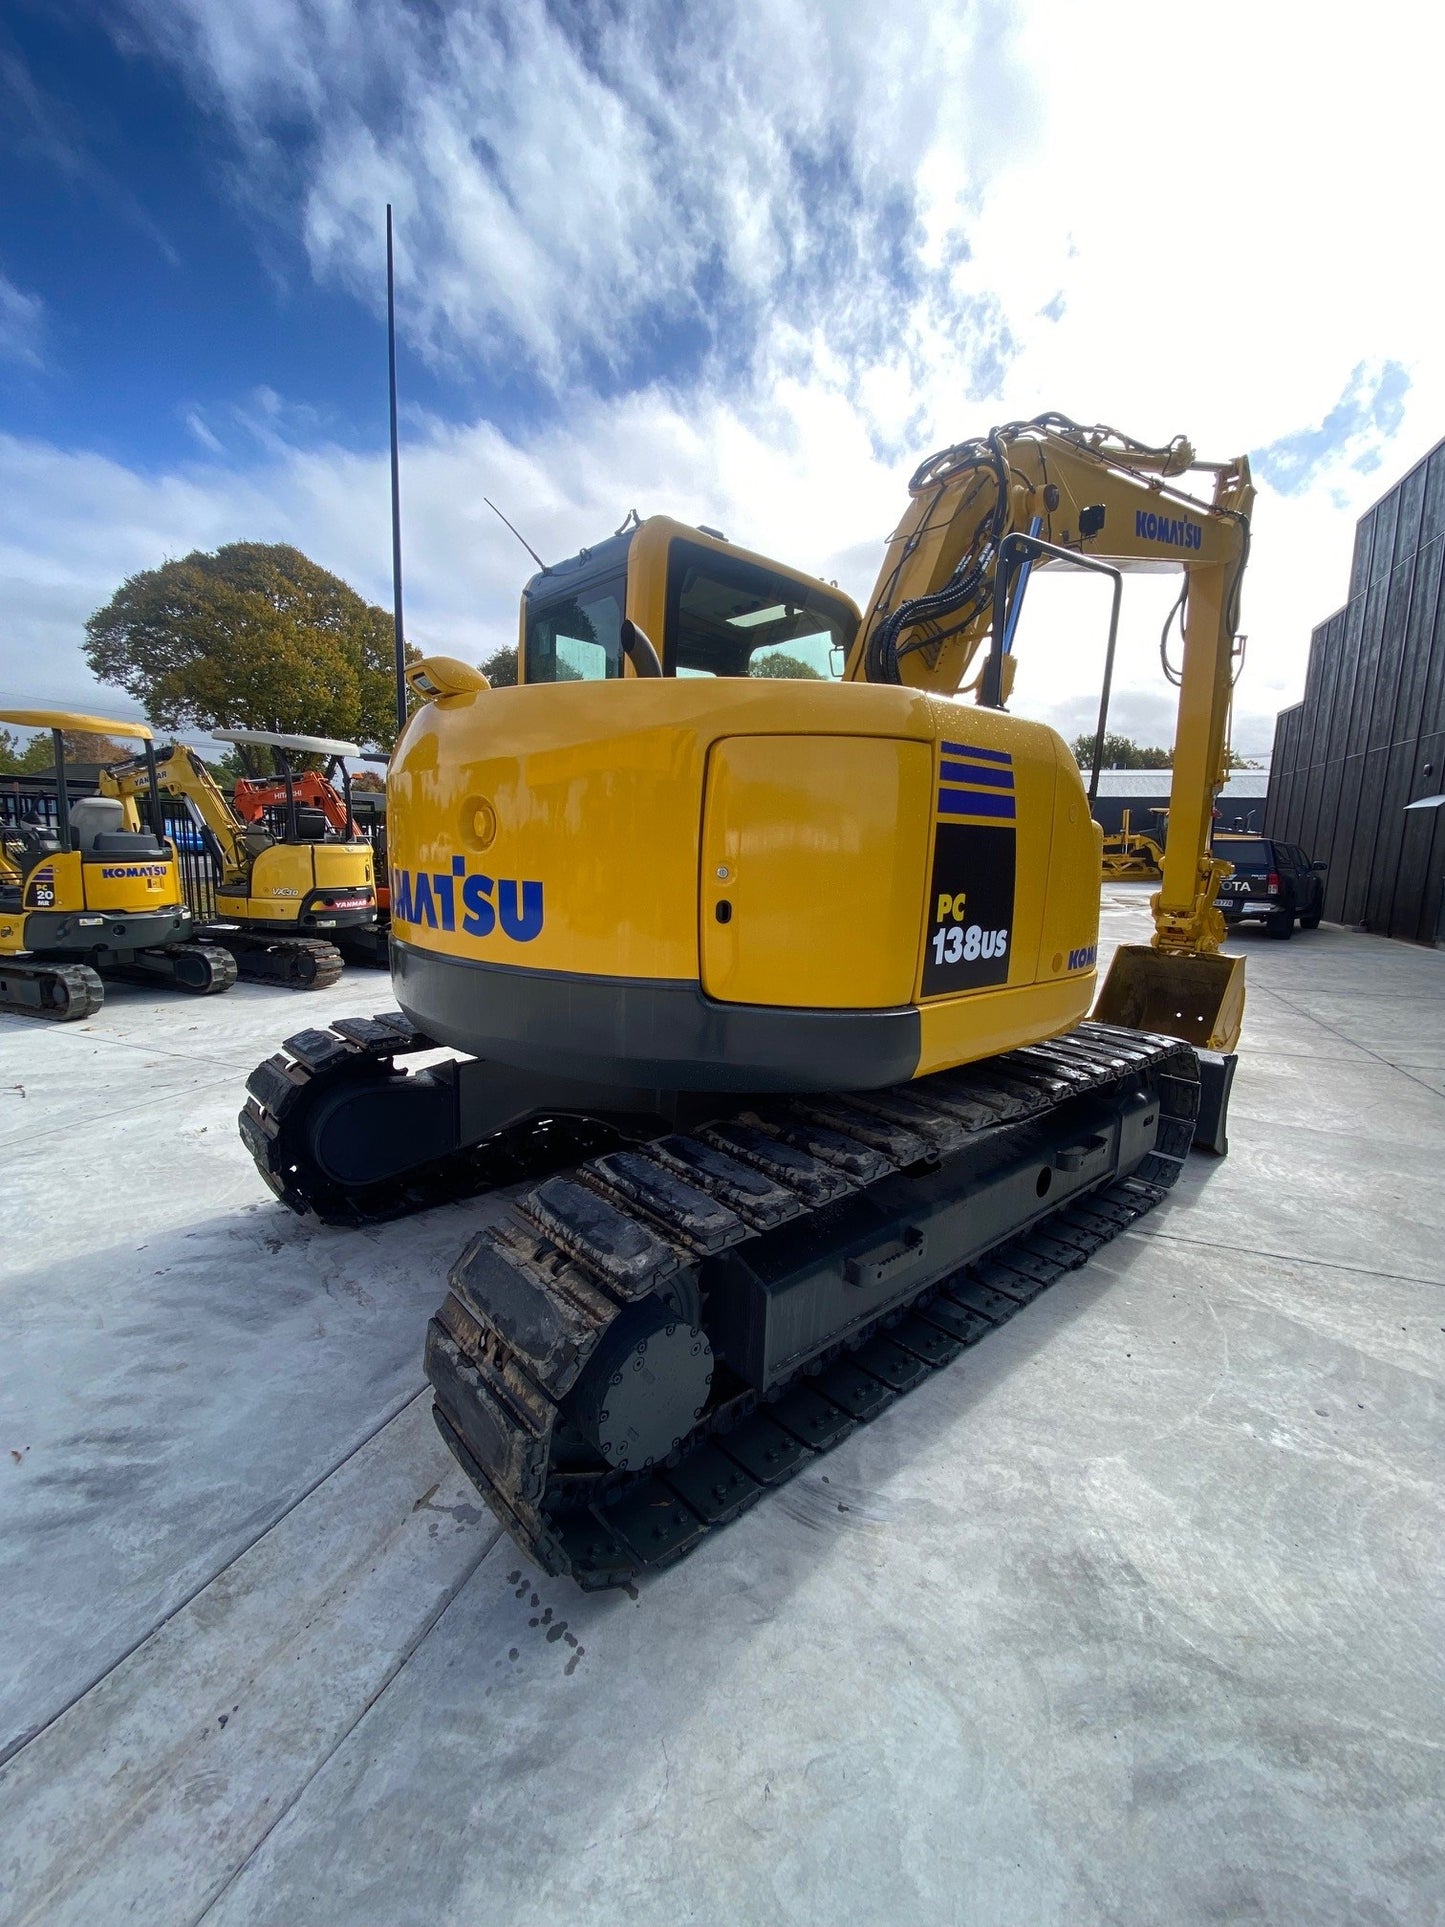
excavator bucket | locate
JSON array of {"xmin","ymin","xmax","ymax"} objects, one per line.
[{"xmin": 1093, "ymin": 944, "xmax": 1246, "ymax": 1054}]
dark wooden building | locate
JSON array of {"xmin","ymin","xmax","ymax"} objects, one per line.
[{"xmin": 1265, "ymin": 436, "xmax": 1445, "ymax": 942}]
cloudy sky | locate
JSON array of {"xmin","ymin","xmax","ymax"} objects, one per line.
[{"xmin": 2, "ymin": 0, "xmax": 1442, "ymax": 758}]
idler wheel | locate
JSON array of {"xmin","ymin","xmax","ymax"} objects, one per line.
[{"xmin": 569, "ymin": 1300, "xmax": 714, "ymax": 1472}]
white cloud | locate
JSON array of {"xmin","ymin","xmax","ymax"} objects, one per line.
[
  {"xmin": 0, "ymin": 270, "xmax": 44, "ymax": 369},
  {"xmin": 114, "ymin": 0, "xmax": 1029, "ymax": 391},
  {"xmin": 11, "ymin": 0, "xmax": 1445, "ymax": 768}
]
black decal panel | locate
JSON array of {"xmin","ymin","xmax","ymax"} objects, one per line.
[{"xmin": 922, "ymin": 823, "xmax": 1016, "ymax": 996}]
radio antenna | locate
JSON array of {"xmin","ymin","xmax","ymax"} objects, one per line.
[
  {"xmin": 484, "ymin": 497, "xmax": 548, "ymax": 573},
  {"xmin": 386, "ymin": 204, "xmax": 407, "ymax": 734}
]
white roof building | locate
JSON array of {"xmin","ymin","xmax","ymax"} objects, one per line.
[{"xmin": 1089, "ymin": 770, "xmax": 1269, "ymax": 799}]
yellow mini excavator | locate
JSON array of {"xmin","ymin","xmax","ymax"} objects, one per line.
[
  {"xmin": 240, "ymin": 413, "xmax": 1251, "ymax": 1586},
  {"xmin": 0, "ymin": 709, "xmax": 237, "ymax": 1019},
  {"xmin": 103, "ymin": 729, "xmax": 379, "ymax": 990}
]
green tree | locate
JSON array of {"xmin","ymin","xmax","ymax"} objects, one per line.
[
  {"xmin": 84, "ymin": 543, "xmax": 419, "ymax": 751},
  {"xmin": 1072, "ymin": 732, "xmax": 1256, "ymax": 771},
  {"xmin": 0, "ymin": 727, "xmax": 35, "ymax": 774},
  {"xmin": 749, "ymin": 652, "xmax": 823, "ymax": 680},
  {"xmin": 0, "ymin": 727, "xmax": 133, "ymax": 774},
  {"xmin": 480, "ymin": 646, "xmax": 518, "ymax": 687},
  {"xmin": 1072, "ymin": 732, "xmax": 1173, "ymax": 770}
]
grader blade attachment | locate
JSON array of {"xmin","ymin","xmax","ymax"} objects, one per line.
[{"xmin": 1094, "ymin": 945, "xmax": 1246, "ymax": 1054}]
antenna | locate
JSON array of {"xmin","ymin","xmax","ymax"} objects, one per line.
[
  {"xmin": 386, "ymin": 204, "xmax": 406, "ymax": 735},
  {"xmin": 484, "ymin": 497, "xmax": 548, "ymax": 573}
]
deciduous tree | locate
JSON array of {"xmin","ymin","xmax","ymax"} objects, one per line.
[{"xmin": 85, "ymin": 543, "xmax": 419, "ymax": 750}]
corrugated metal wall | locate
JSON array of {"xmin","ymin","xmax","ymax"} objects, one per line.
[{"xmin": 1264, "ymin": 435, "xmax": 1445, "ymax": 941}]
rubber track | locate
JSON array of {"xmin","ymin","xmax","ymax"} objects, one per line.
[
  {"xmin": 166, "ymin": 942, "xmax": 239, "ymax": 995},
  {"xmin": 335, "ymin": 922, "xmax": 391, "ymax": 969},
  {"xmin": 207, "ymin": 932, "xmax": 345, "ymax": 992},
  {"xmin": 0, "ymin": 960, "xmax": 105, "ymax": 1021},
  {"xmin": 238, "ymin": 1009, "xmax": 624, "ymax": 1220},
  {"xmin": 423, "ymin": 1026, "xmax": 1200, "ymax": 1588}
]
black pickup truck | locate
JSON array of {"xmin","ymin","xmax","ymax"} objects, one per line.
[{"xmin": 1212, "ymin": 833, "xmax": 1326, "ymax": 939}]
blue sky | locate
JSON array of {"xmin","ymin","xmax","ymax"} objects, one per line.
[
  {"xmin": 0, "ymin": 4, "xmax": 493, "ymax": 465},
  {"xmin": 2, "ymin": 0, "xmax": 1442, "ymax": 758}
]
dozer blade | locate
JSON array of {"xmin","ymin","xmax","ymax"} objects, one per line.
[{"xmin": 1093, "ymin": 944, "xmax": 1245, "ymax": 1053}]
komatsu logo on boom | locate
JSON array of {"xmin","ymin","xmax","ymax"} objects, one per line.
[
  {"xmin": 392, "ymin": 859, "xmax": 543, "ymax": 942},
  {"xmin": 1136, "ymin": 508, "xmax": 1203, "ymax": 551}
]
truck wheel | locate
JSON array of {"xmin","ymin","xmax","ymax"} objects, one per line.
[
  {"xmin": 1267, "ymin": 912, "xmax": 1294, "ymax": 939},
  {"xmin": 1300, "ymin": 912, "xmax": 1321, "ymax": 931}
]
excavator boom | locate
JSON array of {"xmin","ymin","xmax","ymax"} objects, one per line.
[{"xmin": 848, "ymin": 414, "xmax": 1252, "ymax": 1048}]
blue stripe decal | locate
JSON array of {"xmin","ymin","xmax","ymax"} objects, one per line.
[
  {"xmin": 938, "ymin": 787, "xmax": 1015, "ymax": 820},
  {"xmin": 941, "ymin": 741, "xmax": 1012, "ymax": 765},
  {"xmin": 939, "ymin": 759, "xmax": 1013, "ymax": 789}
]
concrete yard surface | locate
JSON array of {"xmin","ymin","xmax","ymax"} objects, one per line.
[{"xmin": 0, "ymin": 891, "xmax": 1442, "ymax": 1926}]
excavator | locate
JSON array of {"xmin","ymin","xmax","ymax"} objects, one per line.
[
  {"xmin": 102, "ymin": 730, "xmax": 379, "ymax": 990},
  {"xmin": 1101, "ymin": 810, "xmax": 1166, "ymax": 881},
  {"xmin": 0, "ymin": 708, "xmax": 237, "ymax": 1019},
  {"xmin": 229, "ymin": 746, "xmax": 390, "ymax": 965},
  {"xmin": 239, "ymin": 413, "xmax": 1251, "ymax": 1587}
]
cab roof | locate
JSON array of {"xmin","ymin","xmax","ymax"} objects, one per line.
[
  {"xmin": 214, "ymin": 727, "xmax": 361, "ymax": 757},
  {"xmin": 0, "ymin": 707, "xmax": 154, "ymax": 740}
]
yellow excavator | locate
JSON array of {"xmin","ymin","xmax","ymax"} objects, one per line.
[
  {"xmin": 1101, "ymin": 810, "xmax": 1166, "ymax": 881},
  {"xmin": 0, "ymin": 708, "xmax": 237, "ymax": 1019},
  {"xmin": 102, "ymin": 730, "xmax": 379, "ymax": 990},
  {"xmin": 240, "ymin": 413, "xmax": 1251, "ymax": 1586}
]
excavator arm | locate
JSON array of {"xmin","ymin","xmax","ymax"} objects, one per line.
[
  {"xmin": 102, "ymin": 745, "xmax": 250, "ymax": 884},
  {"xmin": 233, "ymin": 769, "xmax": 357, "ymax": 837},
  {"xmin": 849, "ymin": 414, "xmax": 1253, "ymax": 1048}
]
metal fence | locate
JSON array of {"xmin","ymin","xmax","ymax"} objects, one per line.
[{"xmin": 154, "ymin": 798, "xmax": 220, "ymax": 922}]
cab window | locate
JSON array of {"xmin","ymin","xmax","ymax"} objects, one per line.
[
  {"xmin": 665, "ymin": 540, "xmax": 855, "ymax": 681},
  {"xmin": 525, "ymin": 574, "xmax": 626, "ymax": 683},
  {"xmin": 1213, "ymin": 836, "xmax": 1268, "ymax": 873}
]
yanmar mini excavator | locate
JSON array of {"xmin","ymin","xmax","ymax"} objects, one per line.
[
  {"xmin": 240, "ymin": 414, "xmax": 1251, "ymax": 1586},
  {"xmin": 0, "ymin": 708, "xmax": 237, "ymax": 1019},
  {"xmin": 229, "ymin": 742, "xmax": 390, "ymax": 966},
  {"xmin": 103, "ymin": 730, "xmax": 379, "ymax": 990}
]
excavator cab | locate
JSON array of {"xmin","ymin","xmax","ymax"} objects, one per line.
[
  {"xmin": 518, "ymin": 521, "xmax": 856, "ymax": 687},
  {"xmin": 0, "ymin": 708, "xmax": 235, "ymax": 1020}
]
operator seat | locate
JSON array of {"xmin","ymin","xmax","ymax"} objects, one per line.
[
  {"xmin": 68, "ymin": 794, "xmax": 167, "ymax": 859},
  {"xmin": 69, "ymin": 796, "xmax": 126, "ymax": 851}
]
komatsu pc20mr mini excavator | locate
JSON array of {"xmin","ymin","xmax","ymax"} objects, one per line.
[
  {"xmin": 240, "ymin": 414, "xmax": 1252, "ymax": 1587},
  {"xmin": 0, "ymin": 709, "xmax": 237, "ymax": 1020}
]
